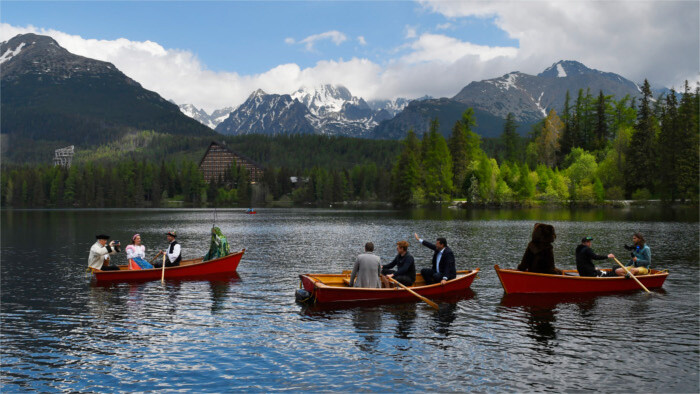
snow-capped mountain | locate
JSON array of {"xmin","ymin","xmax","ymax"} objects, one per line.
[
  {"xmin": 216, "ymin": 89, "xmax": 316, "ymax": 135},
  {"xmin": 216, "ymin": 85, "xmax": 413, "ymax": 137},
  {"xmin": 177, "ymin": 103, "xmax": 234, "ymax": 129},
  {"xmin": 374, "ymin": 60, "xmax": 648, "ymax": 139}
]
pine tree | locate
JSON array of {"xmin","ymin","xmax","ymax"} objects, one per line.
[
  {"xmin": 559, "ymin": 90, "xmax": 574, "ymax": 160},
  {"xmin": 422, "ymin": 120, "xmax": 453, "ymax": 203},
  {"xmin": 391, "ymin": 130, "xmax": 421, "ymax": 206},
  {"xmin": 625, "ymin": 79, "xmax": 657, "ymax": 196},
  {"xmin": 657, "ymin": 88, "xmax": 680, "ymax": 200},
  {"xmin": 448, "ymin": 108, "xmax": 477, "ymax": 197},
  {"xmin": 500, "ymin": 112, "xmax": 519, "ymax": 163},
  {"xmin": 594, "ymin": 90, "xmax": 609, "ymax": 151},
  {"xmin": 676, "ymin": 81, "xmax": 700, "ymax": 201}
]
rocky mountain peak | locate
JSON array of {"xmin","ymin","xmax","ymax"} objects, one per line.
[{"xmin": 538, "ymin": 60, "xmax": 596, "ymax": 78}]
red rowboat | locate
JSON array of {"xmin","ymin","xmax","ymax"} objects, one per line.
[
  {"xmin": 494, "ymin": 264, "xmax": 668, "ymax": 294},
  {"xmin": 92, "ymin": 249, "xmax": 245, "ymax": 282},
  {"xmin": 299, "ymin": 269, "xmax": 479, "ymax": 305}
]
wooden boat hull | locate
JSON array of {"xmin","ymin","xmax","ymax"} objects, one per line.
[
  {"xmin": 299, "ymin": 269, "xmax": 479, "ymax": 304},
  {"xmin": 494, "ymin": 264, "xmax": 668, "ymax": 294},
  {"xmin": 92, "ymin": 249, "xmax": 245, "ymax": 282}
]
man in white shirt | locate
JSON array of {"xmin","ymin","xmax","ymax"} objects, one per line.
[
  {"xmin": 88, "ymin": 234, "xmax": 120, "ymax": 271},
  {"xmin": 155, "ymin": 231, "xmax": 182, "ymax": 268}
]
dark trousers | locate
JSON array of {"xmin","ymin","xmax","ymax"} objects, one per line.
[
  {"xmin": 153, "ymin": 260, "xmax": 180, "ymax": 268},
  {"xmin": 421, "ymin": 268, "xmax": 442, "ymax": 285},
  {"xmin": 382, "ymin": 268, "xmax": 414, "ymax": 286},
  {"xmin": 100, "ymin": 264, "xmax": 120, "ymax": 271}
]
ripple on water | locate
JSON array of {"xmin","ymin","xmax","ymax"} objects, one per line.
[{"xmin": 1, "ymin": 208, "xmax": 698, "ymax": 392}]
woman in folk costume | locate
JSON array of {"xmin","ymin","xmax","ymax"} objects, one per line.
[
  {"xmin": 126, "ymin": 234, "xmax": 154, "ymax": 269},
  {"xmin": 204, "ymin": 227, "xmax": 230, "ymax": 261}
]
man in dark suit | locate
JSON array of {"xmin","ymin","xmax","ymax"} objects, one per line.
[{"xmin": 414, "ymin": 233, "xmax": 456, "ymax": 285}]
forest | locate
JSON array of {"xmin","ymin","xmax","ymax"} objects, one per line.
[{"xmin": 1, "ymin": 80, "xmax": 697, "ymax": 208}]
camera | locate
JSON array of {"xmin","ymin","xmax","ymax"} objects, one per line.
[{"xmin": 114, "ymin": 240, "xmax": 120, "ymax": 245}]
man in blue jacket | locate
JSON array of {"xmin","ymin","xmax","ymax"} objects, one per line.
[{"xmin": 414, "ymin": 233, "xmax": 456, "ymax": 285}]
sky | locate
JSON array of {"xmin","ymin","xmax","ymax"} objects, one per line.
[{"xmin": 1, "ymin": 1, "xmax": 698, "ymax": 112}]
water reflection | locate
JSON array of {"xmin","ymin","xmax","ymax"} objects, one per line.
[
  {"xmin": 208, "ymin": 273, "xmax": 241, "ymax": 314},
  {"xmin": 387, "ymin": 303, "xmax": 417, "ymax": 340},
  {"xmin": 1, "ymin": 209, "xmax": 697, "ymax": 392},
  {"xmin": 352, "ymin": 307, "xmax": 383, "ymax": 353}
]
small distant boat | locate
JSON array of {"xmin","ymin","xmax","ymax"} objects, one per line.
[
  {"xmin": 91, "ymin": 249, "xmax": 245, "ymax": 282},
  {"xmin": 494, "ymin": 264, "xmax": 668, "ymax": 294},
  {"xmin": 246, "ymin": 208, "xmax": 257, "ymax": 214},
  {"xmin": 298, "ymin": 269, "xmax": 479, "ymax": 305}
]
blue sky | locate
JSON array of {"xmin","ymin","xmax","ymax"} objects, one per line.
[
  {"xmin": 1, "ymin": 1, "xmax": 696, "ymax": 111},
  {"xmin": 3, "ymin": 1, "xmax": 517, "ymax": 74}
]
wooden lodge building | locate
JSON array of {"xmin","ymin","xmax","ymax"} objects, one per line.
[{"xmin": 198, "ymin": 142, "xmax": 264, "ymax": 183}]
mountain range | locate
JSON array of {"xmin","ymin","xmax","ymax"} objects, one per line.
[
  {"xmin": 2, "ymin": 33, "xmax": 668, "ymax": 159},
  {"xmin": 184, "ymin": 60, "xmax": 651, "ymax": 140}
]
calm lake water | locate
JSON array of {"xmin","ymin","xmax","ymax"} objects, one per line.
[{"xmin": 1, "ymin": 207, "xmax": 698, "ymax": 392}]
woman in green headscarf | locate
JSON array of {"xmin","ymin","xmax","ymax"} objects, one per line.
[{"xmin": 204, "ymin": 226, "xmax": 230, "ymax": 261}]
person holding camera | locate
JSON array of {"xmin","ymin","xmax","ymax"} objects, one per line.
[
  {"xmin": 88, "ymin": 234, "xmax": 121, "ymax": 271},
  {"xmin": 613, "ymin": 232, "xmax": 651, "ymax": 277}
]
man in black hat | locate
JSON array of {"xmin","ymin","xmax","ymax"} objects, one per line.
[
  {"xmin": 575, "ymin": 236, "xmax": 614, "ymax": 277},
  {"xmin": 154, "ymin": 231, "xmax": 181, "ymax": 268},
  {"xmin": 88, "ymin": 234, "xmax": 120, "ymax": 271}
]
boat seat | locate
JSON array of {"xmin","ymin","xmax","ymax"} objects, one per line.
[{"xmin": 343, "ymin": 278, "xmax": 351, "ymax": 287}]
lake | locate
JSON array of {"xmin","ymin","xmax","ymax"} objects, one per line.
[{"xmin": 1, "ymin": 207, "xmax": 698, "ymax": 392}]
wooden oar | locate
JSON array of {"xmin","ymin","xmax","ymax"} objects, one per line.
[
  {"xmin": 386, "ymin": 276, "xmax": 439, "ymax": 310},
  {"xmin": 148, "ymin": 251, "xmax": 163, "ymax": 264},
  {"xmin": 161, "ymin": 254, "xmax": 166, "ymax": 283},
  {"xmin": 613, "ymin": 257, "xmax": 650, "ymax": 293}
]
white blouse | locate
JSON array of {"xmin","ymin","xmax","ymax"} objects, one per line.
[{"xmin": 125, "ymin": 244, "xmax": 146, "ymax": 260}]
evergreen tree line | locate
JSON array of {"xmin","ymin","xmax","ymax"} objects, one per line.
[
  {"xmin": 391, "ymin": 80, "xmax": 699, "ymax": 205},
  {"xmin": 0, "ymin": 160, "xmax": 222, "ymax": 208},
  {"xmin": 2, "ymin": 80, "xmax": 697, "ymax": 208}
]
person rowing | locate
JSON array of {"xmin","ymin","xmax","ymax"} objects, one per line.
[
  {"xmin": 575, "ymin": 236, "xmax": 614, "ymax": 277},
  {"xmin": 154, "ymin": 231, "xmax": 181, "ymax": 268},
  {"xmin": 381, "ymin": 240, "xmax": 416, "ymax": 287},
  {"xmin": 88, "ymin": 234, "xmax": 120, "ymax": 271}
]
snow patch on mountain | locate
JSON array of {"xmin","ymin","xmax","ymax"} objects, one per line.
[
  {"xmin": 0, "ymin": 42, "xmax": 26, "ymax": 65},
  {"xmin": 556, "ymin": 63, "xmax": 567, "ymax": 77},
  {"xmin": 536, "ymin": 92, "xmax": 547, "ymax": 117},
  {"xmin": 488, "ymin": 72, "xmax": 520, "ymax": 91}
]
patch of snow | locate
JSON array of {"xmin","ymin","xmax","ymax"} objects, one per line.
[
  {"xmin": 488, "ymin": 72, "xmax": 519, "ymax": 91},
  {"xmin": 0, "ymin": 42, "xmax": 26, "ymax": 65},
  {"xmin": 536, "ymin": 92, "xmax": 547, "ymax": 117},
  {"xmin": 556, "ymin": 63, "xmax": 567, "ymax": 77}
]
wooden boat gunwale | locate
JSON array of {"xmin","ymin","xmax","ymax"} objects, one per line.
[
  {"xmin": 299, "ymin": 269, "xmax": 479, "ymax": 304},
  {"xmin": 91, "ymin": 249, "xmax": 245, "ymax": 281},
  {"xmin": 494, "ymin": 264, "xmax": 668, "ymax": 294}
]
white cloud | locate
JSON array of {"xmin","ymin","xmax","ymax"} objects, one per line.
[
  {"xmin": 401, "ymin": 33, "xmax": 517, "ymax": 64},
  {"xmin": 405, "ymin": 25, "xmax": 417, "ymax": 39},
  {"xmin": 357, "ymin": 36, "xmax": 367, "ymax": 46},
  {"xmin": 419, "ymin": 0, "xmax": 700, "ymax": 89},
  {"xmin": 1, "ymin": 0, "xmax": 696, "ymax": 114},
  {"xmin": 436, "ymin": 22, "xmax": 452, "ymax": 30},
  {"xmin": 287, "ymin": 30, "xmax": 347, "ymax": 52}
]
